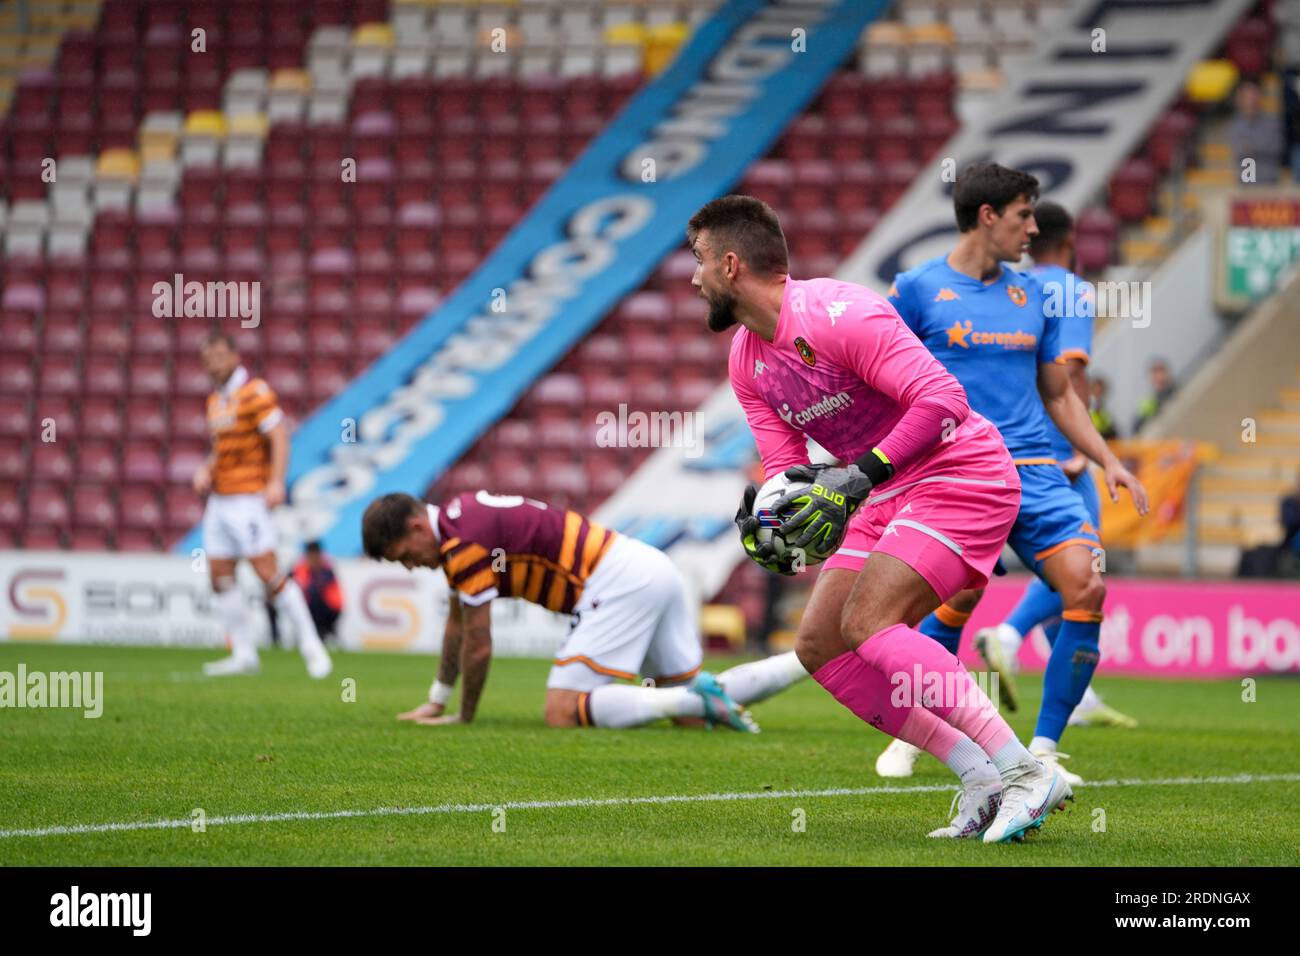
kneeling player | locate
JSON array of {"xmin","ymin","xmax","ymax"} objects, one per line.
[{"xmin": 361, "ymin": 491, "xmax": 807, "ymax": 730}]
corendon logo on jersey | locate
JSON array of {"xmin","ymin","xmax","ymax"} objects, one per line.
[
  {"xmin": 778, "ymin": 391, "xmax": 854, "ymax": 427},
  {"xmin": 794, "ymin": 337, "xmax": 816, "ymax": 367},
  {"xmin": 945, "ymin": 321, "xmax": 1037, "ymax": 351},
  {"xmin": 1007, "ymin": 285, "xmax": 1028, "ymax": 307}
]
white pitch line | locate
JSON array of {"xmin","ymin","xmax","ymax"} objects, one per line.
[{"xmin": 2, "ymin": 772, "xmax": 1297, "ymax": 841}]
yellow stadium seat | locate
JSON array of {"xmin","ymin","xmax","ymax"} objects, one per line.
[
  {"xmin": 96, "ymin": 149, "xmax": 140, "ymax": 181},
  {"xmin": 269, "ymin": 68, "xmax": 311, "ymax": 93},
  {"xmin": 228, "ymin": 113, "xmax": 269, "ymax": 138},
  {"xmin": 909, "ymin": 22, "xmax": 955, "ymax": 45},
  {"xmin": 866, "ymin": 21, "xmax": 909, "ymax": 46},
  {"xmin": 139, "ymin": 139, "xmax": 176, "ymax": 163},
  {"xmin": 138, "ymin": 126, "xmax": 178, "ymax": 155},
  {"xmin": 700, "ymin": 604, "xmax": 747, "ymax": 649},
  {"xmin": 604, "ymin": 22, "xmax": 647, "ymax": 47},
  {"xmin": 1185, "ymin": 59, "xmax": 1238, "ymax": 104},
  {"xmin": 644, "ymin": 22, "xmax": 689, "ymax": 77},
  {"xmin": 184, "ymin": 110, "xmax": 227, "ymax": 137},
  {"xmin": 353, "ymin": 22, "xmax": 395, "ymax": 48}
]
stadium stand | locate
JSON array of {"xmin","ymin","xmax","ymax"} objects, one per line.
[
  {"xmin": 0, "ymin": 0, "xmax": 716, "ymax": 550},
  {"xmin": 0, "ymin": 0, "xmax": 1292, "ymax": 631}
]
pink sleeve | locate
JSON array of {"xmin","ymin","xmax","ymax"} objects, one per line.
[
  {"xmin": 828, "ymin": 297, "xmax": 970, "ymax": 474},
  {"xmin": 729, "ymin": 337, "xmax": 809, "ymax": 481}
]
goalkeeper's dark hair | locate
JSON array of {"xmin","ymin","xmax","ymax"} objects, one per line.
[
  {"xmin": 1028, "ymin": 200, "xmax": 1073, "ymax": 258},
  {"xmin": 362, "ymin": 492, "xmax": 426, "ymax": 560},
  {"xmin": 953, "ymin": 163, "xmax": 1040, "ymax": 232},
  {"xmin": 686, "ymin": 195, "xmax": 789, "ymax": 278}
]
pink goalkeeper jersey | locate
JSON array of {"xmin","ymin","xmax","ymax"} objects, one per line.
[{"xmin": 729, "ymin": 276, "xmax": 1008, "ymax": 487}]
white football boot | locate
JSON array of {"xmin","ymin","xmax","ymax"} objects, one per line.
[
  {"xmin": 303, "ymin": 645, "xmax": 333, "ymax": 680},
  {"xmin": 1030, "ymin": 746, "xmax": 1084, "ymax": 786},
  {"xmin": 928, "ymin": 779, "xmax": 1003, "ymax": 839},
  {"xmin": 203, "ymin": 654, "xmax": 260, "ymax": 677},
  {"xmin": 1068, "ymin": 686, "xmax": 1139, "ymax": 728},
  {"xmin": 875, "ymin": 738, "xmax": 923, "ymax": 778},
  {"xmin": 982, "ymin": 759, "xmax": 1073, "ymax": 844},
  {"xmin": 972, "ymin": 624, "xmax": 1021, "ymax": 712}
]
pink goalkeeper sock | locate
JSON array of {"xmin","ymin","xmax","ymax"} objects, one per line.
[
  {"xmin": 855, "ymin": 622, "xmax": 1020, "ymax": 760},
  {"xmin": 812, "ymin": 650, "xmax": 967, "ymax": 762}
]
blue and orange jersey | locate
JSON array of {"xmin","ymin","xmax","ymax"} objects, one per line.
[
  {"xmin": 888, "ymin": 256, "xmax": 1060, "ymax": 462},
  {"xmin": 433, "ymin": 492, "xmax": 616, "ymax": 614},
  {"xmin": 1033, "ymin": 263, "xmax": 1094, "ymax": 462}
]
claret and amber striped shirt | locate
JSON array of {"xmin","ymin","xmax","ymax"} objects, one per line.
[
  {"xmin": 206, "ymin": 365, "xmax": 284, "ymax": 495},
  {"xmin": 432, "ymin": 492, "xmax": 616, "ymax": 614}
]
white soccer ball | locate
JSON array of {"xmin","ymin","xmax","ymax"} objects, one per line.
[{"xmin": 750, "ymin": 471, "xmax": 834, "ymax": 567}]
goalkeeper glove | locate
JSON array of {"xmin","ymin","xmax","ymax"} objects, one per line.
[
  {"xmin": 774, "ymin": 451, "xmax": 895, "ymax": 552},
  {"xmin": 734, "ymin": 484, "xmax": 797, "ymax": 576}
]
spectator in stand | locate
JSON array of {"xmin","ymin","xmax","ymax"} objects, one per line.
[
  {"xmin": 1230, "ymin": 78, "xmax": 1285, "ymax": 184},
  {"xmin": 1285, "ymin": 69, "xmax": 1300, "ymax": 180},
  {"xmin": 1237, "ymin": 470, "xmax": 1300, "ymax": 577},
  {"xmin": 1133, "ymin": 358, "xmax": 1176, "ymax": 433},
  {"xmin": 1089, "ymin": 375, "xmax": 1120, "ymax": 440},
  {"xmin": 292, "ymin": 541, "xmax": 344, "ymax": 644}
]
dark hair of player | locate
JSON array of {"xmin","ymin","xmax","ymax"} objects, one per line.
[
  {"xmin": 304, "ymin": 540, "xmax": 322, "ymax": 554},
  {"xmin": 362, "ymin": 492, "xmax": 425, "ymax": 560},
  {"xmin": 953, "ymin": 163, "xmax": 1040, "ymax": 232},
  {"xmin": 686, "ymin": 195, "xmax": 789, "ymax": 277},
  {"xmin": 203, "ymin": 330, "xmax": 237, "ymax": 351},
  {"xmin": 1028, "ymin": 200, "xmax": 1073, "ymax": 258}
]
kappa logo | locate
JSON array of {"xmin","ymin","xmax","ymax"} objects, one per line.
[
  {"xmin": 794, "ymin": 336, "xmax": 816, "ymax": 367},
  {"xmin": 754, "ymin": 359, "xmax": 767, "ymax": 377},
  {"xmin": 826, "ymin": 301, "xmax": 848, "ymax": 325},
  {"xmin": 1007, "ymin": 285, "xmax": 1028, "ymax": 307},
  {"xmin": 934, "ymin": 288, "xmax": 960, "ymax": 302}
]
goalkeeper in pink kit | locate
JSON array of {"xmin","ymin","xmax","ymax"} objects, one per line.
[{"xmin": 687, "ymin": 196, "xmax": 1071, "ymax": 842}]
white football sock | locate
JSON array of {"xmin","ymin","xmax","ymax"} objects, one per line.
[
  {"xmin": 946, "ymin": 737, "xmax": 1000, "ymax": 785},
  {"xmin": 715, "ymin": 651, "xmax": 807, "ymax": 705},
  {"xmin": 1028, "ymin": 735, "xmax": 1059, "ymax": 754},
  {"xmin": 587, "ymin": 684, "xmax": 705, "ymax": 728},
  {"xmin": 215, "ymin": 585, "xmax": 257, "ymax": 662},
  {"xmin": 1075, "ymin": 685, "xmax": 1101, "ymax": 711},
  {"xmin": 273, "ymin": 578, "xmax": 327, "ymax": 660}
]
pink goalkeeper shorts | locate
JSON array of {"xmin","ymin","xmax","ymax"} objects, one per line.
[{"xmin": 822, "ymin": 453, "xmax": 1021, "ymax": 603}]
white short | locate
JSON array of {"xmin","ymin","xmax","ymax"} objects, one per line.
[
  {"xmin": 546, "ymin": 535, "xmax": 702, "ymax": 692},
  {"xmin": 201, "ymin": 493, "xmax": 277, "ymax": 560}
]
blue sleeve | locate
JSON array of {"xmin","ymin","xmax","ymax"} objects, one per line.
[
  {"xmin": 1034, "ymin": 276, "xmax": 1062, "ymax": 366},
  {"xmin": 888, "ymin": 271, "xmax": 923, "ymax": 335},
  {"xmin": 1056, "ymin": 276, "xmax": 1094, "ymax": 364}
]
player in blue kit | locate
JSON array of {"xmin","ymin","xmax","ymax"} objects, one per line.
[
  {"xmin": 874, "ymin": 165, "xmax": 1148, "ymax": 785},
  {"xmin": 972, "ymin": 201, "xmax": 1138, "ymax": 732}
]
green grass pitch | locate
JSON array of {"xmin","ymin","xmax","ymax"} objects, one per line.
[{"xmin": 1, "ymin": 642, "xmax": 1297, "ymax": 865}]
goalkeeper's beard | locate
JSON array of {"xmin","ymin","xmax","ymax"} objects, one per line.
[{"xmin": 705, "ymin": 288, "xmax": 739, "ymax": 333}]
